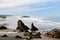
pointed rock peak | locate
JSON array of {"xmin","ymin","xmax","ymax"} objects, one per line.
[
  {"xmin": 31, "ymin": 23, "xmax": 38, "ymax": 31},
  {"xmin": 16, "ymin": 20, "xmax": 30, "ymax": 32},
  {"xmin": 16, "ymin": 20, "xmax": 24, "ymax": 29},
  {"xmin": 31, "ymin": 23, "xmax": 34, "ymax": 27}
]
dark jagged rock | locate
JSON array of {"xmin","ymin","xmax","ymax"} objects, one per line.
[
  {"xmin": 1, "ymin": 34, "xmax": 8, "ymax": 37},
  {"xmin": 44, "ymin": 29, "xmax": 60, "ymax": 38},
  {"xmin": 15, "ymin": 35, "xmax": 22, "ymax": 39},
  {"xmin": 16, "ymin": 20, "xmax": 30, "ymax": 32},
  {"xmin": 24, "ymin": 32, "xmax": 41, "ymax": 38},
  {"xmin": 31, "ymin": 23, "xmax": 38, "ymax": 32},
  {"xmin": 0, "ymin": 26, "xmax": 7, "ymax": 30}
]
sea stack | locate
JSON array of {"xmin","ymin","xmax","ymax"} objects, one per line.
[
  {"xmin": 31, "ymin": 23, "xmax": 38, "ymax": 32},
  {"xmin": 21, "ymin": 16, "xmax": 30, "ymax": 18},
  {"xmin": 16, "ymin": 20, "xmax": 30, "ymax": 32}
]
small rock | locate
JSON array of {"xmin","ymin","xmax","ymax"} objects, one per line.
[
  {"xmin": 1, "ymin": 34, "xmax": 8, "ymax": 37},
  {"xmin": 15, "ymin": 35, "xmax": 22, "ymax": 39}
]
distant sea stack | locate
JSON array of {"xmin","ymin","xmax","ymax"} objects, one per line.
[
  {"xmin": 16, "ymin": 20, "xmax": 30, "ymax": 32},
  {"xmin": 21, "ymin": 16, "xmax": 30, "ymax": 18},
  {"xmin": 44, "ymin": 29, "xmax": 60, "ymax": 38},
  {"xmin": 0, "ymin": 16, "xmax": 6, "ymax": 18}
]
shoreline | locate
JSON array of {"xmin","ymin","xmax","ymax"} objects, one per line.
[{"xmin": 0, "ymin": 32, "xmax": 60, "ymax": 40}]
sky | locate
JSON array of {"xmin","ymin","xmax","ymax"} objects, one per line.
[{"xmin": 0, "ymin": 0, "xmax": 60, "ymax": 17}]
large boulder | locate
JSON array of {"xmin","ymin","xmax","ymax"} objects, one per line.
[
  {"xmin": 16, "ymin": 20, "xmax": 30, "ymax": 32},
  {"xmin": 44, "ymin": 29, "xmax": 60, "ymax": 38}
]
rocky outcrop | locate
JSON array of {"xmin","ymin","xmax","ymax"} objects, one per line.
[
  {"xmin": 0, "ymin": 26, "xmax": 7, "ymax": 30},
  {"xmin": 16, "ymin": 20, "xmax": 30, "ymax": 32},
  {"xmin": 31, "ymin": 23, "xmax": 38, "ymax": 32},
  {"xmin": 44, "ymin": 29, "xmax": 60, "ymax": 38}
]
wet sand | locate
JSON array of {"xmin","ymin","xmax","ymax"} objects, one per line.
[
  {"xmin": 0, "ymin": 35, "xmax": 60, "ymax": 40},
  {"xmin": 0, "ymin": 32, "xmax": 60, "ymax": 40},
  {"xmin": 0, "ymin": 29, "xmax": 60, "ymax": 40}
]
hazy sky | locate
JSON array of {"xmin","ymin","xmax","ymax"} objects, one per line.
[{"xmin": 0, "ymin": 0, "xmax": 60, "ymax": 17}]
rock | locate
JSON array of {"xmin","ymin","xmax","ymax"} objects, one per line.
[
  {"xmin": 24, "ymin": 32, "xmax": 42, "ymax": 38},
  {"xmin": 21, "ymin": 16, "xmax": 30, "ymax": 18},
  {"xmin": 16, "ymin": 20, "xmax": 30, "ymax": 32},
  {"xmin": 31, "ymin": 23, "xmax": 38, "ymax": 32},
  {"xmin": 24, "ymin": 32, "xmax": 32, "ymax": 36},
  {"xmin": 0, "ymin": 16, "xmax": 6, "ymax": 18},
  {"xmin": 0, "ymin": 26, "xmax": 7, "ymax": 30},
  {"xmin": 1, "ymin": 34, "xmax": 8, "ymax": 37},
  {"xmin": 44, "ymin": 29, "xmax": 60, "ymax": 38},
  {"xmin": 31, "ymin": 32, "xmax": 41, "ymax": 38},
  {"xmin": 15, "ymin": 35, "xmax": 22, "ymax": 39}
]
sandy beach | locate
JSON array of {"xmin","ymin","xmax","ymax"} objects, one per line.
[{"xmin": 0, "ymin": 30, "xmax": 60, "ymax": 40}]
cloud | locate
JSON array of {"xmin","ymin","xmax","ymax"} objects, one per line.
[
  {"xmin": 0, "ymin": 4, "xmax": 56, "ymax": 15},
  {"xmin": 0, "ymin": 0, "xmax": 59, "ymax": 15},
  {"xmin": 0, "ymin": 6, "xmax": 55, "ymax": 15},
  {"xmin": 24, "ymin": 6, "xmax": 56, "ymax": 12},
  {"xmin": 0, "ymin": 0, "xmax": 59, "ymax": 8}
]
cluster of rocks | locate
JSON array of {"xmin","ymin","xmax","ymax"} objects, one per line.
[
  {"xmin": 24, "ymin": 32, "xmax": 41, "ymax": 38},
  {"xmin": 16, "ymin": 20, "xmax": 41, "ymax": 38},
  {"xmin": 16, "ymin": 20, "xmax": 38, "ymax": 32},
  {"xmin": 44, "ymin": 29, "xmax": 60, "ymax": 38},
  {"xmin": 1, "ymin": 34, "xmax": 31, "ymax": 40}
]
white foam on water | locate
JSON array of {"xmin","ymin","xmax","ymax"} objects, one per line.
[{"xmin": 0, "ymin": 16, "xmax": 60, "ymax": 33}]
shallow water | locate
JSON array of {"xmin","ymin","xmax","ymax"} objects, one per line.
[{"xmin": 0, "ymin": 37, "xmax": 27, "ymax": 40}]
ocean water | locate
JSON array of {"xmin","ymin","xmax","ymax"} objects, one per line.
[
  {"xmin": 0, "ymin": 16, "xmax": 60, "ymax": 33},
  {"xmin": 0, "ymin": 37, "xmax": 27, "ymax": 40}
]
